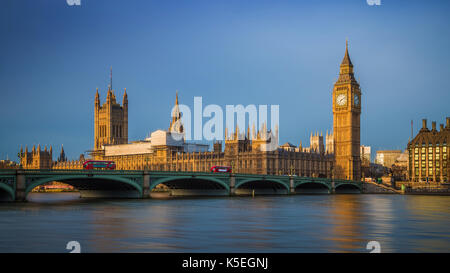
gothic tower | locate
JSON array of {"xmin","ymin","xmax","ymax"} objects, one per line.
[
  {"xmin": 94, "ymin": 67, "xmax": 128, "ymax": 150},
  {"xmin": 169, "ymin": 91, "xmax": 184, "ymax": 134},
  {"xmin": 332, "ymin": 41, "xmax": 361, "ymax": 181}
]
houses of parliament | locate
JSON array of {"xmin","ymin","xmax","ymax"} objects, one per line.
[{"xmin": 19, "ymin": 43, "xmax": 362, "ymax": 181}]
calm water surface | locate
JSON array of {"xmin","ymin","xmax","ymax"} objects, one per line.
[{"xmin": 0, "ymin": 193, "xmax": 449, "ymax": 253}]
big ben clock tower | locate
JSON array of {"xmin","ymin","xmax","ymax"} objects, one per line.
[{"xmin": 332, "ymin": 41, "xmax": 361, "ymax": 181}]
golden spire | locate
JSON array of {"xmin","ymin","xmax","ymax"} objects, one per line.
[
  {"xmin": 123, "ymin": 88, "xmax": 128, "ymax": 104},
  {"xmin": 95, "ymin": 88, "xmax": 100, "ymax": 104},
  {"xmin": 341, "ymin": 39, "xmax": 353, "ymax": 67}
]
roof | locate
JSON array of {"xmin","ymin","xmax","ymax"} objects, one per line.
[
  {"xmin": 341, "ymin": 40, "xmax": 353, "ymax": 67},
  {"xmin": 280, "ymin": 142, "xmax": 296, "ymax": 148}
]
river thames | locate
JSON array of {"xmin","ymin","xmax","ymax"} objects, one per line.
[{"xmin": 0, "ymin": 193, "xmax": 449, "ymax": 253}]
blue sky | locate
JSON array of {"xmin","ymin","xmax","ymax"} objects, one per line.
[{"xmin": 1, "ymin": 0, "xmax": 449, "ymax": 160}]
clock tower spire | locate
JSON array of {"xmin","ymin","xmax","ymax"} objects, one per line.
[{"xmin": 332, "ymin": 41, "xmax": 362, "ymax": 181}]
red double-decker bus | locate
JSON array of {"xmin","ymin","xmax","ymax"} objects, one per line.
[
  {"xmin": 83, "ymin": 160, "xmax": 116, "ymax": 170},
  {"xmin": 210, "ymin": 166, "xmax": 232, "ymax": 173}
]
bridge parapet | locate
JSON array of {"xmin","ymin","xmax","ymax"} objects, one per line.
[{"xmin": 0, "ymin": 170, "xmax": 363, "ymax": 201}]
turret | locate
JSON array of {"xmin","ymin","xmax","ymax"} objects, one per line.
[
  {"xmin": 95, "ymin": 88, "xmax": 100, "ymax": 108},
  {"xmin": 106, "ymin": 88, "xmax": 112, "ymax": 103},
  {"xmin": 59, "ymin": 144, "xmax": 67, "ymax": 162},
  {"xmin": 123, "ymin": 88, "xmax": 128, "ymax": 106}
]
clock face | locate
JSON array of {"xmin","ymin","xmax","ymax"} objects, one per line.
[
  {"xmin": 336, "ymin": 94, "xmax": 347, "ymax": 106},
  {"xmin": 354, "ymin": 94, "xmax": 360, "ymax": 106}
]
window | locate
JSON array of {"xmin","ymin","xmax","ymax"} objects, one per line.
[
  {"xmin": 429, "ymin": 168, "xmax": 433, "ymax": 176},
  {"xmin": 415, "ymin": 154, "xmax": 418, "ymax": 160},
  {"xmin": 415, "ymin": 148, "xmax": 418, "ymax": 154}
]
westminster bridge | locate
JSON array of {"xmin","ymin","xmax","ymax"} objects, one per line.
[{"xmin": 0, "ymin": 169, "xmax": 363, "ymax": 202}]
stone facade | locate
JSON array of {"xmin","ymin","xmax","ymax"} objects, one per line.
[
  {"xmin": 375, "ymin": 150, "xmax": 402, "ymax": 168},
  {"xmin": 99, "ymin": 122, "xmax": 334, "ymax": 177},
  {"xmin": 360, "ymin": 145, "xmax": 371, "ymax": 166},
  {"xmin": 19, "ymin": 145, "xmax": 53, "ymax": 169},
  {"xmin": 19, "ymin": 145, "xmax": 83, "ymax": 170},
  {"xmin": 407, "ymin": 118, "xmax": 450, "ymax": 183}
]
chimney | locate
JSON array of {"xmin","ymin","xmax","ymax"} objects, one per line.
[
  {"xmin": 432, "ymin": 121, "xmax": 436, "ymax": 131},
  {"xmin": 447, "ymin": 117, "xmax": 450, "ymax": 128},
  {"xmin": 440, "ymin": 124, "xmax": 444, "ymax": 131},
  {"xmin": 422, "ymin": 119, "xmax": 427, "ymax": 129}
]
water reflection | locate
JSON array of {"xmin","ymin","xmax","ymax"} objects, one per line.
[
  {"xmin": 326, "ymin": 195, "xmax": 364, "ymax": 252},
  {"xmin": 364, "ymin": 195, "xmax": 396, "ymax": 252},
  {"xmin": 0, "ymin": 193, "xmax": 449, "ymax": 252}
]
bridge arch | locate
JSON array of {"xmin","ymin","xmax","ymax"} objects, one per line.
[
  {"xmin": 335, "ymin": 183, "xmax": 362, "ymax": 193},
  {"xmin": 0, "ymin": 183, "xmax": 14, "ymax": 201},
  {"xmin": 235, "ymin": 178, "xmax": 289, "ymax": 195},
  {"xmin": 25, "ymin": 175, "xmax": 143, "ymax": 198},
  {"xmin": 150, "ymin": 176, "xmax": 229, "ymax": 191},
  {"xmin": 294, "ymin": 180, "xmax": 331, "ymax": 194}
]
